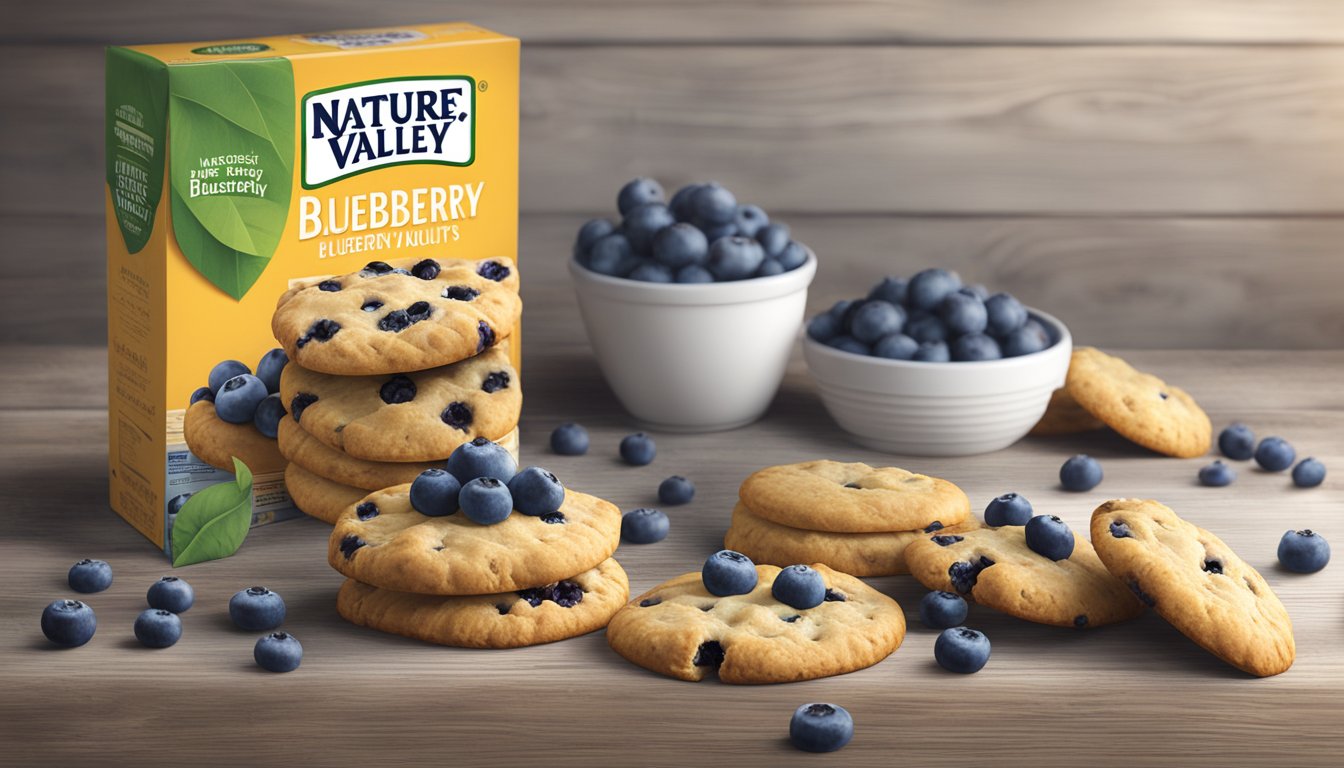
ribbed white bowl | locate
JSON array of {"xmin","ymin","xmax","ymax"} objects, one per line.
[{"xmin": 803, "ymin": 309, "xmax": 1072, "ymax": 456}]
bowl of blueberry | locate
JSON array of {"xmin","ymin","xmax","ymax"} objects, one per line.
[
  {"xmin": 804, "ymin": 269, "xmax": 1071, "ymax": 456},
  {"xmin": 569, "ymin": 178, "xmax": 817, "ymax": 432}
]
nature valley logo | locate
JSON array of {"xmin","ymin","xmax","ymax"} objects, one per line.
[{"xmin": 301, "ymin": 76, "xmax": 475, "ymax": 188}]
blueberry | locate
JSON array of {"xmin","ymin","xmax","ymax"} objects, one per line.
[
  {"xmin": 409, "ymin": 468, "xmax": 461, "ymax": 517},
  {"xmin": 867, "ymin": 276, "xmax": 908, "ymax": 306},
  {"xmin": 481, "ymin": 371, "xmax": 510, "ymax": 395},
  {"xmin": 776, "ymin": 241, "xmax": 809, "ymax": 271},
  {"xmin": 253, "ymin": 394, "xmax": 286, "ymax": 439},
  {"xmin": 476, "ymin": 321, "xmax": 495, "ymax": 353},
  {"xmin": 1002, "ymin": 320, "xmax": 1051, "ymax": 357},
  {"xmin": 700, "ymin": 222, "xmax": 738, "ymax": 243},
  {"xmin": 132, "ymin": 608, "xmax": 181, "ymax": 649},
  {"xmin": 905, "ymin": 313, "xmax": 948, "ymax": 345},
  {"xmin": 828, "ymin": 300, "xmax": 854, "ymax": 320},
  {"xmin": 189, "ymin": 386, "xmax": 214, "ymax": 405},
  {"xmin": 290, "ymin": 393, "xmax": 318, "ymax": 422},
  {"xmin": 1293, "ymin": 458, "xmax": 1326, "ymax": 488},
  {"xmin": 208, "ymin": 360, "xmax": 250, "ymax": 394},
  {"xmin": 617, "ymin": 177, "xmax": 665, "ymax": 216},
  {"xmin": 1254, "ymin": 437, "xmax": 1296, "ymax": 472},
  {"xmin": 948, "ymin": 556, "xmax": 995, "ymax": 593},
  {"xmin": 619, "ymin": 433, "xmax": 656, "ymax": 466},
  {"xmin": 827, "ymin": 336, "xmax": 871, "ymax": 356},
  {"xmin": 1025, "ymin": 515, "xmax": 1075, "ymax": 560},
  {"xmin": 550, "ymin": 423, "xmax": 590, "ymax": 456},
  {"xmin": 984, "ymin": 292, "xmax": 1028, "ymax": 336},
  {"xmin": 707, "ymin": 236, "xmax": 765, "ymax": 281},
  {"xmin": 871, "ymin": 333, "xmax": 919, "ymax": 360},
  {"xmin": 297, "ymin": 319, "xmax": 341, "ymax": 347},
  {"xmin": 1060, "ymin": 454, "xmax": 1103, "ymax": 492},
  {"xmin": 623, "ymin": 203, "xmax": 676, "ymax": 254},
  {"xmin": 756, "ymin": 259, "xmax": 785, "ymax": 277},
  {"xmin": 651, "ymin": 222, "xmax": 709, "ymax": 269},
  {"xmin": 658, "ymin": 476, "xmax": 695, "ymax": 506},
  {"xmin": 951, "ymin": 333, "xmax": 1002, "ymax": 362},
  {"xmin": 361, "ymin": 300, "xmax": 384, "ymax": 312},
  {"xmin": 807, "ymin": 313, "xmax": 842, "ymax": 343},
  {"xmin": 755, "ymin": 223, "xmax": 791, "ymax": 257},
  {"xmin": 789, "ymin": 703, "xmax": 854, "ymax": 753},
  {"xmin": 1278, "ymin": 529, "xmax": 1330, "ymax": 573},
  {"xmin": 690, "ymin": 183, "xmax": 737, "ymax": 225},
  {"xmin": 68, "ymin": 559, "xmax": 113, "ymax": 593},
  {"xmin": 476, "ymin": 260, "xmax": 511, "ymax": 282},
  {"xmin": 446, "ymin": 437, "xmax": 517, "ymax": 484},
  {"xmin": 907, "ymin": 268, "xmax": 963, "ymax": 312},
  {"xmin": 733, "ymin": 204, "xmax": 769, "ymax": 238},
  {"xmin": 317, "ymin": 279, "xmax": 341, "ymax": 292},
  {"xmin": 410, "ymin": 258, "xmax": 441, "ymax": 280},
  {"xmin": 378, "ymin": 375, "xmax": 416, "ymax": 405},
  {"xmin": 700, "ymin": 549, "xmax": 758, "ymax": 596},
  {"xmin": 771, "ymin": 564, "xmax": 825, "ymax": 610},
  {"xmin": 228, "ymin": 586, "xmax": 286, "ymax": 631},
  {"xmin": 255, "ymin": 348, "xmax": 288, "ymax": 394},
  {"xmin": 919, "ymin": 590, "xmax": 969, "ymax": 629},
  {"xmin": 167, "ymin": 493, "xmax": 192, "ymax": 516},
  {"xmin": 508, "ymin": 467, "xmax": 565, "ymax": 516},
  {"xmin": 983, "ymin": 493, "xmax": 1033, "ymax": 526},
  {"xmin": 254, "ymin": 631, "xmax": 303, "ymax": 673},
  {"xmin": 939, "ymin": 290, "xmax": 988, "ymax": 336},
  {"xmin": 586, "ymin": 233, "xmax": 636, "ymax": 276},
  {"xmin": 459, "ymin": 477, "xmax": 514, "ymax": 525},
  {"xmin": 215, "ymin": 374, "xmax": 268, "ymax": 424},
  {"xmin": 356, "ymin": 501, "xmax": 380, "ymax": 521},
  {"xmin": 621, "ymin": 508, "xmax": 669, "ymax": 544},
  {"xmin": 359, "ymin": 260, "xmax": 395, "ymax": 277},
  {"xmin": 442, "ymin": 285, "xmax": 479, "ymax": 302},
  {"xmin": 1198, "ymin": 460, "xmax": 1237, "ymax": 487},
  {"xmin": 934, "ymin": 627, "xmax": 990, "ymax": 673},
  {"xmin": 41, "ymin": 599, "xmax": 96, "ymax": 647},
  {"xmin": 1218, "ymin": 423, "xmax": 1256, "ymax": 461},
  {"xmin": 849, "ymin": 300, "xmax": 905, "ymax": 344},
  {"xmin": 838, "ymin": 299, "xmax": 869, "ymax": 333},
  {"xmin": 440, "ymin": 401, "xmax": 474, "ymax": 431},
  {"xmin": 147, "ymin": 576, "xmax": 194, "ymax": 613},
  {"xmin": 668, "ymin": 183, "xmax": 703, "ymax": 221},
  {"xmin": 627, "ymin": 261, "xmax": 675, "ymax": 283},
  {"xmin": 574, "ymin": 218, "xmax": 618, "ymax": 258},
  {"xmin": 912, "ymin": 341, "xmax": 950, "ymax": 362},
  {"xmin": 674, "ymin": 265, "xmax": 715, "ymax": 284}
]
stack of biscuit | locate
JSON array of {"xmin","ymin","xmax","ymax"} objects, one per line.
[
  {"xmin": 724, "ymin": 460, "xmax": 978, "ymax": 577},
  {"xmin": 269, "ymin": 256, "xmax": 524, "ymax": 523}
]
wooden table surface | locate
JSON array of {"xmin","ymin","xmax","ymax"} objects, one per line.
[{"xmin": 2, "ymin": 258, "xmax": 1341, "ymax": 765}]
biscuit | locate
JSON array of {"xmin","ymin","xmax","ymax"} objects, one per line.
[
  {"xmin": 279, "ymin": 347, "xmax": 520, "ymax": 462},
  {"xmin": 739, "ymin": 460, "xmax": 970, "ymax": 533},
  {"xmin": 1029, "ymin": 387, "xmax": 1106, "ymax": 436},
  {"xmin": 1090, "ymin": 499, "xmax": 1294, "ymax": 676},
  {"xmin": 607, "ymin": 564, "xmax": 904, "ymax": 684},
  {"xmin": 272, "ymin": 256, "xmax": 521, "ymax": 376},
  {"xmin": 904, "ymin": 525, "xmax": 1144, "ymax": 628},
  {"xmin": 337, "ymin": 558, "xmax": 629, "ymax": 648},
  {"xmin": 1065, "ymin": 347, "xmax": 1212, "ymax": 458},
  {"xmin": 284, "ymin": 462, "xmax": 368, "ymax": 524},
  {"xmin": 723, "ymin": 502, "xmax": 981, "ymax": 577},
  {"xmin": 328, "ymin": 484, "xmax": 622, "ymax": 596},
  {"xmin": 182, "ymin": 401, "xmax": 286, "ymax": 475}
]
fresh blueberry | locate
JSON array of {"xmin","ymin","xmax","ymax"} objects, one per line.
[
  {"xmin": 828, "ymin": 300, "xmax": 854, "ymax": 320},
  {"xmin": 807, "ymin": 312, "xmax": 842, "ymax": 342},
  {"xmin": 934, "ymin": 627, "xmax": 991, "ymax": 673},
  {"xmin": 215, "ymin": 374, "xmax": 268, "ymax": 424},
  {"xmin": 147, "ymin": 576, "xmax": 194, "ymax": 613},
  {"xmin": 41, "ymin": 599, "xmax": 96, "ymax": 647},
  {"xmin": 68, "ymin": 559, "xmax": 113, "ymax": 593},
  {"xmin": 756, "ymin": 259, "xmax": 785, "ymax": 277},
  {"xmin": 550, "ymin": 423, "xmax": 590, "ymax": 456},
  {"xmin": 849, "ymin": 300, "xmax": 905, "ymax": 344},
  {"xmin": 574, "ymin": 218, "xmax": 617, "ymax": 257},
  {"xmin": 951, "ymin": 333, "xmax": 1002, "ymax": 362},
  {"xmin": 652, "ymin": 222, "xmax": 709, "ymax": 269},
  {"xmin": 459, "ymin": 477, "xmax": 514, "ymax": 525},
  {"xmin": 229, "ymin": 586, "xmax": 286, "ymax": 631},
  {"xmin": 919, "ymin": 590, "xmax": 969, "ymax": 629},
  {"xmin": 1255, "ymin": 437, "xmax": 1296, "ymax": 472},
  {"xmin": 838, "ymin": 299, "xmax": 869, "ymax": 333},
  {"xmin": 254, "ymin": 631, "xmax": 303, "ymax": 673},
  {"xmin": 508, "ymin": 467, "xmax": 565, "ymax": 516},
  {"xmin": 621, "ymin": 508, "xmax": 669, "ymax": 544},
  {"xmin": 252, "ymin": 394, "xmax": 286, "ymax": 439},
  {"xmin": 905, "ymin": 313, "xmax": 948, "ymax": 345},
  {"xmin": 733, "ymin": 204, "xmax": 769, "ymax": 239},
  {"xmin": 755, "ymin": 223, "xmax": 791, "ymax": 257},
  {"xmin": 668, "ymin": 183, "xmax": 703, "ymax": 221},
  {"xmin": 907, "ymin": 268, "xmax": 963, "ymax": 312},
  {"xmin": 446, "ymin": 437, "xmax": 517, "ymax": 485},
  {"xmin": 983, "ymin": 493, "xmax": 1033, "ymax": 526},
  {"xmin": 1001, "ymin": 320, "xmax": 1051, "ymax": 357},
  {"xmin": 1199, "ymin": 460, "xmax": 1237, "ymax": 487},
  {"xmin": 1292, "ymin": 458, "xmax": 1326, "ymax": 488},
  {"xmin": 868, "ymin": 276, "xmax": 908, "ymax": 306},
  {"xmin": 939, "ymin": 291, "xmax": 988, "ymax": 336},
  {"xmin": 627, "ymin": 261, "xmax": 675, "ymax": 283},
  {"xmin": 619, "ymin": 433, "xmax": 656, "ymax": 466},
  {"xmin": 617, "ymin": 177, "xmax": 665, "ymax": 216},
  {"xmin": 410, "ymin": 259, "xmax": 441, "ymax": 280},
  {"xmin": 700, "ymin": 222, "xmax": 738, "ymax": 243},
  {"xmin": 702, "ymin": 550, "xmax": 758, "ymax": 596},
  {"xmin": 1060, "ymin": 454, "xmax": 1103, "ymax": 492},
  {"xmin": 827, "ymin": 336, "xmax": 872, "ymax": 356},
  {"xmin": 789, "ymin": 703, "xmax": 854, "ymax": 753},
  {"xmin": 872, "ymin": 333, "xmax": 919, "ymax": 360},
  {"xmin": 405, "ymin": 469, "xmax": 459, "ymax": 517},
  {"xmin": 1278, "ymin": 529, "xmax": 1330, "ymax": 573},
  {"xmin": 675, "ymin": 265, "xmax": 715, "ymax": 283},
  {"xmin": 623, "ymin": 203, "xmax": 677, "ymax": 255},
  {"xmin": 441, "ymin": 401, "xmax": 475, "ymax": 430},
  {"xmin": 984, "ymin": 292, "xmax": 1028, "ymax": 336},
  {"xmin": 1025, "ymin": 515, "xmax": 1075, "ymax": 560},
  {"xmin": 690, "ymin": 183, "xmax": 738, "ymax": 226},
  {"xmin": 586, "ymin": 233, "xmax": 636, "ymax": 276},
  {"xmin": 1218, "ymin": 423, "xmax": 1256, "ymax": 461},
  {"xmin": 658, "ymin": 476, "xmax": 695, "ymax": 505},
  {"xmin": 255, "ymin": 348, "xmax": 288, "ymax": 394},
  {"xmin": 776, "ymin": 241, "xmax": 809, "ymax": 271},
  {"xmin": 189, "ymin": 386, "xmax": 214, "ymax": 405},
  {"xmin": 208, "ymin": 360, "xmax": 250, "ymax": 394},
  {"xmin": 134, "ymin": 609, "xmax": 182, "ymax": 648},
  {"xmin": 707, "ymin": 236, "xmax": 765, "ymax": 281},
  {"xmin": 771, "ymin": 564, "xmax": 825, "ymax": 610},
  {"xmin": 912, "ymin": 341, "xmax": 951, "ymax": 362}
]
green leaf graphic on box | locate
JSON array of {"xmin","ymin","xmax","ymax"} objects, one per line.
[
  {"xmin": 172, "ymin": 457, "xmax": 254, "ymax": 567},
  {"xmin": 168, "ymin": 59, "xmax": 294, "ymax": 300}
]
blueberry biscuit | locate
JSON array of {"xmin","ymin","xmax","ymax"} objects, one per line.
[
  {"xmin": 903, "ymin": 525, "xmax": 1143, "ymax": 628},
  {"xmin": 1065, "ymin": 347, "xmax": 1212, "ymax": 458},
  {"xmin": 607, "ymin": 564, "xmax": 904, "ymax": 684},
  {"xmin": 279, "ymin": 347, "xmax": 520, "ymax": 462},
  {"xmin": 272, "ymin": 257, "xmax": 521, "ymax": 376},
  {"xmin": 284, "ymin": 462, "xmax": 369, "ymax": 524},
  {"xmin": 328, "ymin": 484, "xmax": 622, "ymax": 595},
  {"xmin": 1091, "ymin": 498, "xmax": 1294, "ymax": 676},
  {"xmin": 182, "ymin": 401, "xmax": 287, "ymax": 475},
  {"xmin": 1029, "ymin": 387, "xmax": 1106, "ymax": 437},
  {"xmin": 739, "ymin": 460, "xmax": 970, "ymax": 533},
  {"xmin": 336, "ymin": 558, "xmax": 629, "ymax": 648}
]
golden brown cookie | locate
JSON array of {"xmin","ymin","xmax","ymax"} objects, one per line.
[
  {"xmin": 337, "ymin": 558, "xmax": 629, "ymax": 648},
  {"xmin": 739, "ymin": 460, "xmax": 970, "ymax": 533},
  {"xmin": 182, "ymin": 401, "xmax": 287, "ymax": 475},
  {"xmin": 607, "ymin": 564, "xmax": 905, "ymax": 684},
  {"xmin": 1091, "ymin": 499, "xmax": 1294, "ymax": 677},
  {"xmin": 1029, "ymin": 387, "xmax": 1106, "ymax": 436},
  {"xmin": 283, "ymin": 462, "xmax": 368, "ymax": 524},
  {"xmin": 272, "ymin": 256, "xmax": 521, "ymax": 376},
  {"xmin": 1065, "ymin": 347, "xmax": 1212, "ymax": 458}
]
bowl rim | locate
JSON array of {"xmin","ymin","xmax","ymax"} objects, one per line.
[{"xmin": 569, "ymin": 249, "xmax": 817, "ymax": 306}]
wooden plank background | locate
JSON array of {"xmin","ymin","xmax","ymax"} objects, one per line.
[{"xmin": 3, "ymin": 0, "xmax": 1343, "ymax": 348}]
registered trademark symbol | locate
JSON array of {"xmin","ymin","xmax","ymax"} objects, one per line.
[{"xmin": 479, "ymin": 81, "xmax": 489, "ymax": 92}]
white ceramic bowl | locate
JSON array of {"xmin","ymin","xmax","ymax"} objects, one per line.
[
  {"xmin": 570, "ymin": 252, "xmax": 817, "ymax": 432},
  {"xmin": 803, "ymin": 309, "xmax": 1072, "ymax": 456}
]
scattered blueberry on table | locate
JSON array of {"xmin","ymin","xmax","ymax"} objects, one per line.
[
  {"xmin": 508, "ymin": 467, "xmax": 566, "ymax": 516},
  {"xmin": 1198, "ymin": 460, "xmax": 1237, "ymax": 487},
  {"xmin": 919, "ymin": 591, "xmax": 969, "ymax": 629},
  {"xmin": 983, "ymin": 493, "xmax": 1033, "ymax": 527},
  {"xmin": 1059, "ymin": 454, "xmax": 1103, "ymax": 492},
  {"xmin": 1218, "ymin": 423, "xmax": 1256, "ymax": 461},
  {"xmin": 146, "ymin": 576, "xmax": 194, "ymax": 614},
  {"xmin": 446, "ymin": 437, "xmax": 518, "ymax": 485},
  {"xmin": 1278, "ymin": 530, "xmax": 1330, "ymax": 573},
  {"xmin": 40, "ymin": 599, "xmax": 96, "ymax": 648},
  {"xmin": 619, "ymin": 433, "xmax": 657, "ymax": 466},
  {"xmin": 67, "ymin": 559, "xmax": 113, "ymax": 594},
  {"xmin": 229, "ymin": 587, "xmax": 287, "ymax": 632},
  {"xmin": 1025, "ymin": 515, "xmax": 1075, "ymax": 561},
  {"xmin": 657, "ymin": 476, "xmax": 695, "ymax": 506},
  {"xmin": 701, "ymin": 550, "xmax": 758, "ymax": 596},
  {"xmin": 459, "ymin": 477, "xmax": 515, "ymax": 525},
  {"xmin": 409, "ymin": 468, "xmax": 462, "ymax": 517},
  {"xmin": 789, "ymin": 703, "xmax": 854, "ymax": 753},
  {"xmin": 1292, "ymin": 458, "xmax": 1326, "ymax": 488},
  {"xmin": 934, "ymin": 627, "xmax": 991, "ymax": 674},
  {"xmin": 254, "ymin": 632, "xmax": 303, "ymax": 673},
  {"xmin": 771, "ymin": 564, "xmax": 825, "ymax": 610},
  {"xmin": 550, "ymin": 422, "xmax": 590, "ymax": 456},
  {"xmin": 621, "ymin": 508, "xmax": 670, "ymax": 544},
  {"xmin": 133, "ymin": 609, "xmax": 183, "ymax": 649},
  {"xmin": 1254, "ymin": 437, "xmax": 1296, "ymax": 472}
]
